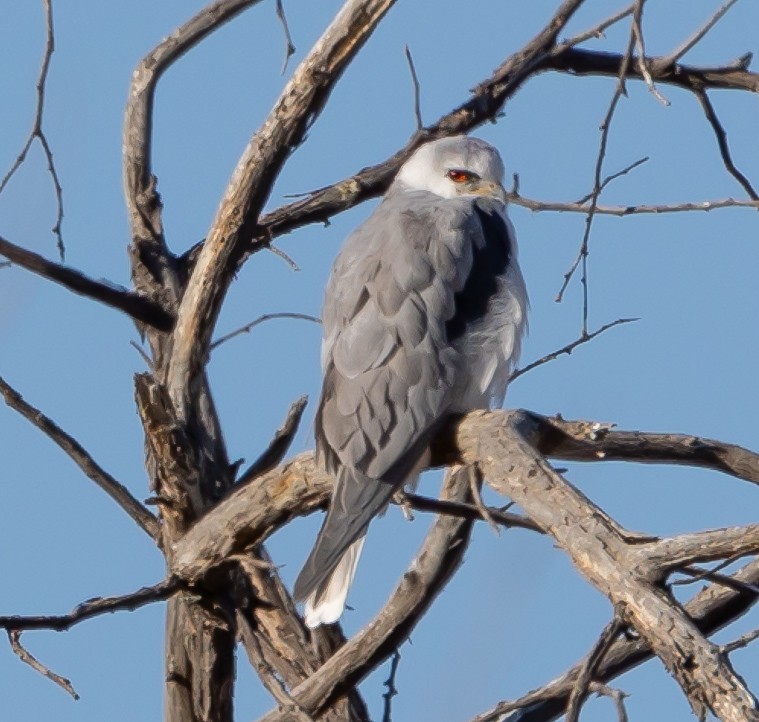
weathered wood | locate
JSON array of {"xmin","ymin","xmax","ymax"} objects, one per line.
[
  {"xmin": 457, "ymin": 411, "xmax": 759, "ymax": 722},
  {"xmin": 256, "ymin": 468, "xmax": 476, "ymax": 722}
]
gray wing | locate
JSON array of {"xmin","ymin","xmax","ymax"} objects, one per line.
[
  {"xmin": 294, "ymin": 191, "xmax": 487, "ymax": 601},
  {"xmin": 316, "ymin": 190, "xmax": 488, "ymax": 478}
]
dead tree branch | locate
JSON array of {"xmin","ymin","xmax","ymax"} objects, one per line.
[
  {"xmin": 166, "ymin": 0, "xmax": 399, "ymax": 420},
  {"xmin": 404, "ymin": 45, "xmax": 423, "ymax": 130},
  {"xmin": 510, "ymin": 318, "xmax": 638, "ymax": 383},
  {"xmin": 170, "ymin": 0, "xmax": 587, "ymax": 269},
  {"xmin": 233, "ymin": 42, "xmax": 759, "ymax": 256},
  {"xmin": 381, "ymin": 649, "xmax": 402, "ymax": 722},
  {"xmin": 456, "ymin": 411, "xmax": 759, "ymax": 721},
  {"xmin": 210, "ymin": 313, "xmax": 320, "ymax": 351},
  {"xmin": 0, "ymin": 375, "xmax": 161, "ymax": 541},
  {"xmin": 255, "ymin": 467, "xmax": 475, "ymax": 722},
  {"xmin": 508, "ymin": 192, "xmax": 759, "ymax": 215},
  {"xmin": 8, "ymin": 631, "xmax": 79, "ymax": 700},
  {"xmin": 171, "ymin": 409, "xmax": 759, "ymax": 585},
  {"xmin": 694, "ymin": 87, "xmax": 759, "ymax": 200},
  {"xmin": 0, "ymin": 0, "xmax": 65, "ymax": 259},
  {"xmin": 658, "ymin": 0, "xmax": 741, "ymax": 67},
  {"xmin": 236, "ymin": 395, "xmax": 308, "ymax": 484},
  {"xmin": 0, "ymin": 235, "xmax": 174, "ymax": 332},
  {"xmin": 275, "ymin": 0, "xmax": 296, "ymax": 75},
  {"xmin": 0, "ymin": 577, "xmax": 180, "ymax": 633},
  {"xmin": 123, "ymin": 0, "xmax": 264, "ymax": 250},
  {"xmin": 235, "ymin": 551, "xmax": 371, "ymax": 722},
  {"xmin": 470, "ymin": 555, "xmax": 759, "ymax": 722},
  {"xmin": 565, "ymin": 617, "xmax": 623, "ymax": 722},
  {"xmin": 522, "ymin": 411, "xmax": 759, "ymax": 484},
  {"xmin": 555, "ymin": 17, "xmax": 636, "ymax": 325}
]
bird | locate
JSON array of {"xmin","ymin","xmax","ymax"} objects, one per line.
[{"xmin": 293, "ymin": 135, "xmax": 528, "ymax": 628}]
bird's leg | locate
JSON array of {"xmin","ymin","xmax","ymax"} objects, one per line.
[{"xmin": 393, "ymin": 490, "xmax": 415, "ymax": 521}]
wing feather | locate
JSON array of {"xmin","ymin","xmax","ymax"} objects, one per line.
[{"xmin": 298, "ymin": 189, "xmax": 512, "ymax": 605}]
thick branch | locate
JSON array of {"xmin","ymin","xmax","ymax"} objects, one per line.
[
  {"xmin": 0, "ymin": 375, "xmax": 161, "ymax": 541},
  {"xmin": 235, "ymin": 47, "xmax": 759, "ymax": 253},
  {"xmin": 256, "ymin": 467, "xmax": 475, "ymax": 722},
  {"xmin": 123, "ymin": 0, "xmax": 264, "ymax": 247},
  {"xmin": 647, "ymin": 525, "xmax": 759, "ymax": 571},
  {"xmin": 166, "ymin": 0, "xmax": 398, "ymax": 416},
  {"xmin": 545, "ymin": 46, "xmax": 759, "ymax": 92},
  {"xmin": 235, "ymin": 551, "xmax": 371, "ymax": 722},
  {"xmin": 518, "ymin": 411, "xmax": 759, "ymax": 484},
  {"xmin": 173, "ymin": 410, "xmax": 759, "ymax": 584},
  {"xmin": 0, "ymin": 235, "xmax": 174, "ymax": 332},
  {"xmin": 471, "ymin": 556, "xmax": 759, "ymax": 722},
  {"xmin": 456, "ymin": 411, "xmax": 758, "ymax": 721}
]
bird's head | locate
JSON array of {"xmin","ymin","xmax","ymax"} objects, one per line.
[{"xmin": 396, "ymin": 135, "xmax": 507, "ymax": 203}]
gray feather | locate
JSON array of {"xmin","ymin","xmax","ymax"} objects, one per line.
[{"xmin": 294, "ymin": 136, "xmax": 528, "ymax": 620}]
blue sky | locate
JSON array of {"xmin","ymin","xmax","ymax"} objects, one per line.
[{"xmin": 1, "ymin": 1, "xmax": 759, "ymax": 720}]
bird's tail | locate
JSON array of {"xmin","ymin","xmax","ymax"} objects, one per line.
[
  {"xmin": 303, "ymin": 536, "xmax": 366, "ymax": 628},
  {"xmin": 293, "ymin": 467, "xmax": 397, "ymax": 627}
]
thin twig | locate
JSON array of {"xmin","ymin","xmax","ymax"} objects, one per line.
[
  {"xmin": 0, "ymin": 375, "xmax": 161, "ymax": 541},
  {"xmin": 404, "ymin": 45, "xmax": 423, "ymax": 130},
  {"xmin": 574, "ymin": 156, "xmax": 648, "ymax": 204},
  {"xmin": 565, "ymin": 617, "xmax": 623, "ymax": 722},
  {"xmin": 381, "ymin": 649, "xmax": 402, "ymax": 722},
  {"xmin": 244, "ymin": 47, "xmax": 759, "ymax": 251},
  {"xmin": 8, "ymin": 631, "xmax": 79, "ymax": 700},
  {"xmin": 0, "ymin": 235, "xmax": 174, "ymax": 332},
  {"xmin": 275, "ymin": 0, "xmax": 296, "ymax": 75},
  {"xmin": 658, "ymin": 0, "xmax": 740, "ymax": 67},
  {"xmin": 0, "ymin": 0, "xmax": 65, "ymax": 259},
  {"xmin": 509, "ymin": 318, "xmax": 638, "ymax": 383},
  {"xmin": 591, "ymin": 683, "xmax": 630, "ymax": 722},
  {"xmin": 211, "ymin": 312, "xmax": 321, "ymax": 350},
  {"xmin": 0, "ymin": 578, "xmax": 180, "ymax": 632},
  {"xmin": 631, "ymin": 1, "xmax": 670, "ymax": 106},
  {"xmin": 674, "ymin": 565, "xmax": 759, "ymax": 596},
  {"xmin": 671, "ymin": 553, "xmax": 746, "ymax": 585},
  {"xmin": 400, "ymin": 493, "xmax": 542, "ymax": 533},
  {"xmin": 557, "ymin": 3, "xmax": 636, "ymax": 51},
  {"xmin": 509, "ymin": 192, "xmax": 759, "ymax": 215},
  {"xmin": 555, "ymin": 21, "xmax": 637, "ymax": 336},
  {"xmin": 722, "ymin": 627, "xmax": 759, "ymax": 654},
  {"xmin": 236, "ymin": 396, "xmax": 309, "ymax": 484},
  {"xmin": 129, "ymin": 339, "xmax": 154, "ymax": 369},
  {"xmin": 694, "ymin": 88, "xmax": 759, "ymax": 200},
  {"xmin": 268, "ymin": 244, "xmax": 301, "ymax": 270}
]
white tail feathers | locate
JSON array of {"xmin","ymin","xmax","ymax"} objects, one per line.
[{"xmin": 303, "ymin": 536, "xmax": 366, "ymax": 628}]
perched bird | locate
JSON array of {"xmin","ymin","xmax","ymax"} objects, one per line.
[{"xmin": 294, "ymin": 135, "xmax": 528, "ymax": 628}]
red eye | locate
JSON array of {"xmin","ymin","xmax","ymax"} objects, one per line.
[{"xmin": 447, "ymin": 169, "xmax": 473, "ymax": 183}]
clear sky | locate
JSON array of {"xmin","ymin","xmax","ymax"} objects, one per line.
[{"xmin": 1, "ymin": 1, "xmax": 759, "ymax": 721}]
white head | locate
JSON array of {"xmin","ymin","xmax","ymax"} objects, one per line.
[{"xmin": 395, "ymin": 135, "xmax": 506, "ymax": 202}]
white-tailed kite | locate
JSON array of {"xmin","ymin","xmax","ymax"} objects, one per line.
[{"xmin": 294, "ymin": 136, "xmax": 528, "ymax": 628}]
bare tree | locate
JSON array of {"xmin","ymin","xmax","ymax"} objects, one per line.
[{"xmin": 2, "ymin": 2, "xmax": 759, "ymax": 721}]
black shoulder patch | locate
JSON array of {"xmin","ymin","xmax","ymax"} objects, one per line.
[{"xmin": 445, "ymin": 204, "xmax": 512, "ymax": 342}]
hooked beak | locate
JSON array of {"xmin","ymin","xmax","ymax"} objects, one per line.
[{"xmin": 471, "ymin": 180, "xmax": 507, "ymax": 204}]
